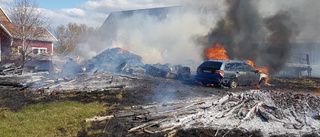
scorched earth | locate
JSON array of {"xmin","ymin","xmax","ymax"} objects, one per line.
[
  {"xmin": 0, "ymin": 48, "xmax": 319, "ymax": 137},
  {"xmin": 0, "ymin": 70, "xmax": 320, "ymax": 137}
]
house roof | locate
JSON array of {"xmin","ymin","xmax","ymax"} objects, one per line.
[
  {"xmin": 0, "ymin": 22, "xmax": 57, "ymax": 42},
  {"xmin": 0, "ymin": 7, "xmax": 11, "ymax": 23}
]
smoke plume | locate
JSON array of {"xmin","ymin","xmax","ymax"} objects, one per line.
[
  {"xmin": 79, "ymin": 1, "xmax": 225, "ymax": 69},
  {"xmin": 79, "ymin": 0, "xmax": 320, "ymax": 75},
  {"xmin": 197, "ymin": 0, "xmax": 299, "ymax": 74},
  {"xmin": 261, "ymin": 11, "xmax": 299, "ymax": 73}
]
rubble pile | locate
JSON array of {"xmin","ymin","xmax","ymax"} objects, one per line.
[
  {"xmin": 42, "ymin": 73, "xmax": 145, "ymax": 93},
  {"xmin": 25, "ymin": 54, "xmax": 53, "ymax": 73},
  {"xmin": 83, "ymin": 47, "xmax": 191, "ymax": 79},
  {"xmin": 145, "ymin": 64, "xmax": 178, "ymax": 79},
  {"xmin": 0, "ymin": 72, "xmax": 145, "ymax": 94},
  {"xmin": 145, "ymin": 64, "xmax": 191, "ymax": 80},
  {"xmin": 84, "ymin": 48, "xmax": 144, "ymax": 72},
  {"xmin": 0, "ymin": 63, "xmax": 23, "ymax": 75},
  {"xmin": 108, "ymin": 90, "xmax": 320, "ymax": 136},
  {"xmin": 0, "ymin": 54, "xmax": 54, "ymax": 75}
]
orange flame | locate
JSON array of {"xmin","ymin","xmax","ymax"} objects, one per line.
[
  {"xmin": 247, "ymin": 60, "xmax": 270, "ymax": 85},
  {"xmin": 246, "ymin": 60, "xmax": 269, "ymax": 74},
  {"xmin": 264, "ymin": 77, "xmax": 270, "ymax": 85},
  {"xmin": 118, "ymin": 46, "xmax": 130, "ymax": 54},
  {"xmin": 205, "ymin": 43, "xmax": 229, "ymax": 60}
]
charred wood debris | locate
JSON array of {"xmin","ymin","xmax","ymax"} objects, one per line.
[
  {"xmin": 0, "ymin": 48, "xmax": 191, "ymax": 91},
  {"xmin": 0, "ymin": 63, "xmax": 23, "ymax": 75},
  {"xmin": 87, "ymin": 90, "xmax": 320, "ymax": 136},
  {"xmin": 82, "ymin": 48, "xmax": 191, "ymax": 80}
]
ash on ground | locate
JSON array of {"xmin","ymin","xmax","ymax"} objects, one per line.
[{"xmin": 103, "ymin": 89, "xmax": 319, "ymax": 137}]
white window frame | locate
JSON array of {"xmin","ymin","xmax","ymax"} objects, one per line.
[{"xmin": 32, "ymin": 47, "xmax": 47, "ymax": 55}]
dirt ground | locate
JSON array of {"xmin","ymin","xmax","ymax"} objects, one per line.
[{"xmin": 1, "ymin": 74, "xmax": 320, "ymax": 136}]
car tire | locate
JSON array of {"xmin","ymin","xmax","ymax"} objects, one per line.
[
  {"xmin": 228, "ymin": 79, "xmax": 238, "ymax": 89},
  {"xmin": 259, "ymin": 79, "xmax": 266, "ymax": 85}
]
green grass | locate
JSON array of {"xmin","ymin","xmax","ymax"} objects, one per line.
[{"xmin": 0, "ymin": 101, "xmax": 115, "ymax": 137}]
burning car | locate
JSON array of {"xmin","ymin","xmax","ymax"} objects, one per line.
[{"xmin": 196, "ymin": 60, "xmax": 267, "ymax": 88}]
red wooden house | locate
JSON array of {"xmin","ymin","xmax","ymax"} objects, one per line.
[{"xmin": 0, "ymin": 7, "xmax": 57, "ymax": 62}]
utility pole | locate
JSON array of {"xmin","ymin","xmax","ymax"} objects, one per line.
[{"xmin": 306, "ymin": 54, "xmax": 312, "ymax": 77}]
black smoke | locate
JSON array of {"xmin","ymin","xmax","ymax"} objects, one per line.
[
  {"xmin": 197, "ymin": 0, "xmax": 299, "ymax": 74},
  {"xmin": 261, "ymin": 11, "xmax": 299, "ymax": 73}
]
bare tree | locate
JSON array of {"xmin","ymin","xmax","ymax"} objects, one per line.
[
  {"xmin": 9, "ymin": 0, "xmax": 50, "ymax": 65},
  {"xmin": 54, "ymin": 23, "xmax": 94, "ymax": 55}
]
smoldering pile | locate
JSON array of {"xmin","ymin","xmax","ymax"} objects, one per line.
[
  {"xmin": 83, "ymin": 47, "xmax": 144, "ymax": 72},
  {"xmin": 113, "ymin": 90, "xmax": 320, "ymax": 136},
  {"xmin": 82, "ymin": 47, "xmax": 191, "ymax": 80},
  {"xmin": 0, "ymin": 63, "xmax": 23, "ymax": 75},
  {"xmin": 0, "ymin": 47, "xmax": 192, "ymax": 93},
  {"xmin": 0, "ymin": 55, "xmax": 53, "ymax": 75}
]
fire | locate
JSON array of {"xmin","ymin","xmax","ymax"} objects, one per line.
[
  {"xmin": 82, "ymin": 67, "xmax": 86, "ymax": 72},
  {"xmin": 246, "ymin": 60, "xmax": 269, "ymax": 74},
  {"xmin": 205, "ymin": 43, "xmax": 229, "ymax": 60},
  {"xmin": 247, "ymin": 60, "xmax": 270, "ymax": 85},
  {"xmin": 264, "ymin": 77, "xmax": 270, "ymax": 86},
  {"xmin": 118, "ymin": 46, "xmax": 130, "ymax": 54}
]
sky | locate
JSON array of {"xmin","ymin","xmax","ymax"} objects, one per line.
[
  {"xmin": 37, "ymin": 0, "xmax": 89, "ymax": 10},
  {"xmin": 0, "ymin": 0, "xmax": 185, "ymax": 29},
  {"xmin": 0, "ymin": 0, "xmax": 294, "ymax": 30}
]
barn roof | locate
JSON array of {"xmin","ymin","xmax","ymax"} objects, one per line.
[
  {"xmin": 98, "ymin": 6, "xmax": 179, "ymax": 44},
  {"xmin": 100, "ymin": 6, "xmax": 177, "ymax": 29}
]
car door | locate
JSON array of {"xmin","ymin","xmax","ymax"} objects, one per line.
[
  {"xmin": 224, "ymin": 63, "xmax": 237, "ymax": 78},
  {"xmin": 244, "ymin": 64, "xmax": 259, "ymax": 85},
  {"xmin": 235, "ymin": 63, "xmax": 247, "ymax": 85}
]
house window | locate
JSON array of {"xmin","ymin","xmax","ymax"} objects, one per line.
[
  {"xmin": 32, "ymin": 49, "xmax": 39, "ymax": 54},
  {"xmin": 32, "ymin": 47, "xmax": 47, "ymax": 55},
  {"xmin": 40, "ymin": 48, "xmax": 46, "ymax": 53}
]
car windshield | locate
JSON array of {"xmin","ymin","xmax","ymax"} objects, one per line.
[{"xmin": 199, "ymin": 62, "xmax": 222, "ymax": 70}]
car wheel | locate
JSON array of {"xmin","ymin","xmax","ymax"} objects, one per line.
[{"xmin": 229, "ymin": 79, "xmax": 238, "ymax": 89}]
